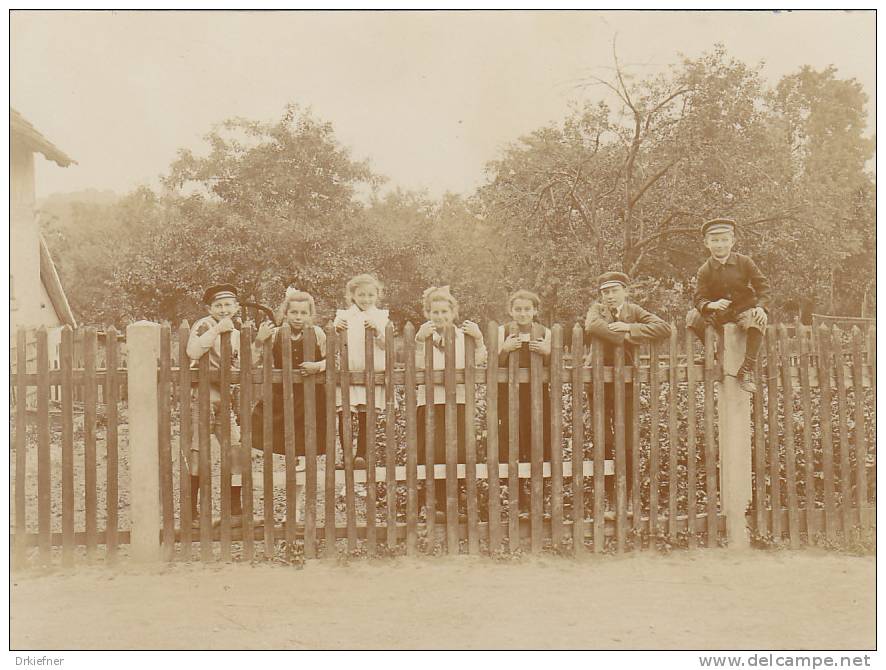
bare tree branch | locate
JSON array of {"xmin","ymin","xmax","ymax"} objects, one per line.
[{"xmin": 628, "ymin": 160, "xmax": 679, "ymax": 208}]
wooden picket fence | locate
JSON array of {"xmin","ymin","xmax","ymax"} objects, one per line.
[
  {"xmin": 751, "ymin": 324, "xmax": 877, "ymax": 545},
  {"xmin": 9, "ymin": 321, "xmax": 876, "ymax": 566}
]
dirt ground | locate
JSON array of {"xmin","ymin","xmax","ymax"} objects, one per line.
[{"xmin": 10, "ymin": 549, "xmax": 875, "ymax": 651}]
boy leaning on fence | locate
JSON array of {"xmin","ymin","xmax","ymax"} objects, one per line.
[
  {"xmin": 686, "ymin": 218, "xmax": 771, "ymax": 394},
  {"xmin": 186, "ymin": 283, "xmax": 245, "ymax": 528},
  {"xmin": 584, "ymin": 271, "xmax": 671, "ymax": 505}
]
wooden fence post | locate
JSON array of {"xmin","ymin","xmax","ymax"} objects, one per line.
[
  {"xmin": 127, "ymin": 320, "xmax": 161, "ymax": 562},
  {"xmin": 719, "ymin": 324, "xmax": 753, "ymax": 550}
]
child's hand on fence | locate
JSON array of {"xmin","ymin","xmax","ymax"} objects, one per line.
[
  {"xmin": 707, "ymin": 299, "xmax": 732, "ymax": 312},
  {"xmin": 502, "ymin": 334, "xmax": 522, "ymax": 352},
  {"xmin": 749, "ymin": 306, "xmax": 767, "ymax": 329},
  {"xmin": 299, "ymin": 361, "xmax": 324, "ymax": 376},
  {"xmin": 333, "ymin": 314, "xmax": 348, "ymax": 332},
  {"xmin": 415, "ymin": 321, "xmax": 435, "ymax": 342},
  {"xmin": 255, "ymin": 321, "xmax": 275, "ymax": 344},
  {"xmin": 461, "ymin": 320, "xmax": 483, "ymax": 340},
  {"xmin": 528, "ymin": 338, "xmax": 551, "ymax": 356},
  {"xmin": 216, "ymin": 317, "xmax": 236, "ymax": 333}
]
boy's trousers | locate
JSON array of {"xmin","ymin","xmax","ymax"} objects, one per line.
[
  {"xmin": 585, "ymin": 382, "xmax": 635, "ymax": 504},
  {"xmin": 189, "ymin": 386, "xmax": 244, "ymax": 486}
]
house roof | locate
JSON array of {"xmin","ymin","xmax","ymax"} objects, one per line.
[
  {"xmin": 11, "ymin": 108, "xmax": 76, "ymax": 167},
  {"xmin": 39, "ymin": 235, "xmax": 77, "ymax": 328}
]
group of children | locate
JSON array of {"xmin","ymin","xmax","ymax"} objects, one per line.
[{"xmin": 186, "ymin": 217, "xmax": 770, "ymax": 526}]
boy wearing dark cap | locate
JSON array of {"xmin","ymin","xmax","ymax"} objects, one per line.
[
  {"xmin": 187, "ymin": 284, "xmax": 244, "ymax": 527},
  {"xmin": 686, "ymin": 218, "xmax": 770, "ymax": 393},
  {"xmin": 585, "ymin": 272, "xmax": 671, "ymax": 505}
]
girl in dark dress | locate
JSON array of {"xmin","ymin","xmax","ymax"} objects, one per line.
[
  {"xmin": 250, "ymin": 288, "xmax": 327, "ymax": 458},
  {"xmin": 497, "ymin": 289, "xmax": 552, "ymax": 514}
]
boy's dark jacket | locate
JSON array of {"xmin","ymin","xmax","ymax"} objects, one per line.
[
  {"xmin": 584, "ymin": 302, "xmax": 671, "ymax": 366},
  {"xmin": 693, "ymin": 252, "xmax": 771, "ymax": 324}
]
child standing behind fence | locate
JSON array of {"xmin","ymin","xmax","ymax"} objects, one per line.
[
  {"xmin": 333, "ymin": 274, "xmax": 389, "ymax": 469},
  {"xmin": 249, "ymin": 287, "xmax": 328, "ymax": 461},
  {"xmin": 584, "ymin": 272, "xmax": 671, "ymax": 505},
  {"xmin": 497, "ymin": 289, "xmax": 552, "ymax": 515},
  {"xmin": 415, "ymin": 286, "xmax": 488, "ymax": 523},
  {"xmin": 186, "ymin": 283, "xmax": 244, "ymax": 528}
]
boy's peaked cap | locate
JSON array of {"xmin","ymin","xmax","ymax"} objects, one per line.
[
  {"xmin": 701, "ymin": 218, "xmax": 736, "ymax": 236},
  {"xmin": 597, "ymin": 271, "xmax": 630, "ymax": 290},
  {"xmin": 202, "ymin": 283, "xmax": 239, "ymax": 305}
]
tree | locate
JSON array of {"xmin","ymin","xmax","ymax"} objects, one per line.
[{"xmin": 770, "ymin": 66, "xmax": 875, "ymax": 314}]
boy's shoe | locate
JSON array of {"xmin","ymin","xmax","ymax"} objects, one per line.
[
  {"xmin": 737, "ymin": 365, "xmax": 758, "ymax": 394},
  {"xmin": 353, "ymin": 457, "xmax": 367, "ymax": 470}
]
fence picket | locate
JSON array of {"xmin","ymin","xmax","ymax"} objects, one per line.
[
  {"xmin": 570, "ymin": 324, "xmax": 585, "ymax": 554},
  {"xmin": 817, "ymin": 325, "xmax": 838, "ymax": 542},
  {"xmin": 158, "ymin": 324, "xmax": 175, "ymax": 560},
  {"xmin": 797, "ymin": 324, "xmax": 816, "ymax": 542},
  {"xmin": 631, "ymin": 340, "xmax": 642, "ymax": 539},
  {"xmin": 684, "ymin": 330, "xmax": 697, "ymax": 549},
  {"xmin": 423, "ymin": 333, "xmax": 436, "ymax": 552},
  {"xmin": 14, "ymin": 330, "xmax": 28, "ymax": 566},
  {"xmin": 486, "ymin": 321, "xmax": 502, "ymax": 554},
  {"xmin": 36, "ymin": 328, "xmax": 51, "ymax": 563},
  {"xmin": 529, "ymin": 340, "xmax": 544, "ymax": 552},
  {"xmin": 667, "ymin": 326, "xmax": 679, "ymax": 543},
  {"xmin": 779, "ymin": 326, "xmax": 800, "ymax": 549},
  {"xmin": 832, "ymin": 326, "xmax": 852, "ymax": 536},
  {"xmin": 303, "ymin": 326, "xmax": 318, "ymax": 559},
  {"xmin": 703, "ymin": 327, "xmax": 717, "ymax": 546},
  {"xmin": 464, "ymin": 333, "xmax": 479, "ymax": 554},
  {"xmin": 752, "ymin": 354, "xmax": 767, "ymax": 540},
  {"xmin": 324, "ymin": 326, "xmax": 338, "ymax": 558},
  {"xmin": 178, "ymin": 322, "xmax": 193, "ymax": 559},
  {"xmin": 281, "ymin": 323, "xmax": 297, "ymax": 551},
  {"xmin": 261, "ymin": 335, "xmax": 276, "ymax": 556},
  {"xmin": 197, "ymin": 352, "xmax": 213, "ymax": 559},
  {"xmin": 444, "ymin": 325, "xmax": 459, "ymax": 554},
  {"xmin": 218, "ymin": 332, "xmax": 233, "ymax": 560},
  {"xmin": 850, "ymin": 328, "xmax": 868, "ymax": 524},
  {"xmin": 80, "ymin": 328, "xmax": 98, "ymax": 560},
  {"xmin": 549, "ymin": 325, "xmax": 564, "ymax": 548},
  {"xmin": 507, "ymin": 343, "xmax": 520, "ymax": 550},
  {"xmin": 60, "ymin": 326, "xmax": 75, "ymax": 566},
  {"xmin": 613, "ymin": 342, "xmax": 626, "ymax": 553},
  {"xmin": 340, "ymin": 334, "xmax": 358, "ymax": 552},
  {"xmin": 239, "ymin": 323, "xmax": 255, "ymax": 561},
  {"xmin": 648, "ymin": 340, "xmax": 661, "ymax": 545},
  {"xmin": 384, "ymin": 323, "xmax": 397, "ymax": 551},
  {"xmin": 765, "ymin": 326, "xmax": 782, "ymax": 543},
  {"xmin": 365, "ymin": 327, "xmax": 378, "ymax": 556},
  {"xmin": 591, "ymin": 335, "xmax": 605, "ymax": 552},
  {"xmin": 105, "ymin": 327, "xmax": 119, "ymax": 561},
  {"xmin": 404, "ymin": 323, "xmax": 419, "ymax": 556}
]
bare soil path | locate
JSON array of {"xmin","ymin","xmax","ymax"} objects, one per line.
[{"xmin": 11, "ymin": 550, "xmax": 874, "ymax": 650}]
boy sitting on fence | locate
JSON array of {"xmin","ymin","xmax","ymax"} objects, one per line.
[
  {"xmin": 686, "ymin": 218, "xmax": 771, "ymax": 394},
  {"xmin": 584, "ymin": 271, "xmax": 671, "ymax": 505},
  {"xmin": 187, "ymin": 283, "xmax": 245, "ymax": 528}
]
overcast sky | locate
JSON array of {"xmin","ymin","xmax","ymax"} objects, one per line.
[{"xmin": 11, "ymin": 10, "xmax": 876, "ymax": 200}]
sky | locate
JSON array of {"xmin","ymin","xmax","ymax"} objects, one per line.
[{"xmin": 10, "ymin": 9, "xmax": 876, "ymax": 200}]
